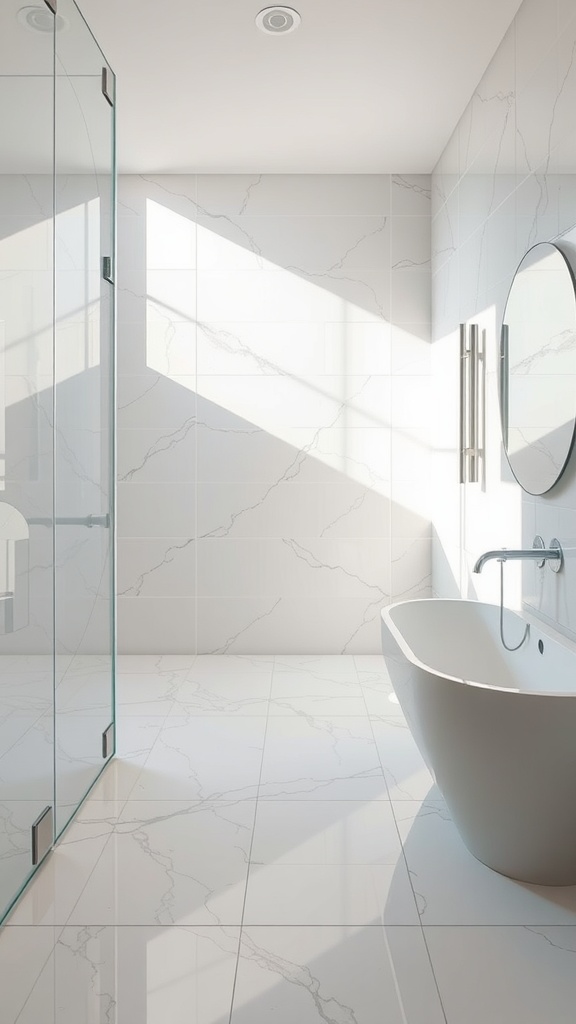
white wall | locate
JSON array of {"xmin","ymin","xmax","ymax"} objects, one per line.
[
  {"xmin": 117, "ymin": 173, "xmax": 432, "ymax": 653},
  {"xmin": 432, "ymin": 0, "xmax": 576, "ymax": 638}
]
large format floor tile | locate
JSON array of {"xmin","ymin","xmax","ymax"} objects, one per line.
[
  {"xmin": 426, "ymin": 926, "xmax": 576, "ymax": 1024},
  {"xmin": 6, "ymin": 652, "xmax": 576, "ymax": 1023},
  {"xmin": 231, "ymin": 926, "xmax": 446, "ymax": 1024},
  {"xmin": 395, "ymin": 801, "xmax": 576, "ymax": 925},
  {"xmin": 132, "ymin": 717, "xmax": 267, "ymax": 800},
  {"xmin": 250, "ymin": 800, "xmax": 402, "ymax": 865},
  {"xmin": 68, "ymin": 800, "xmax": 256, "ymax": 927},
  {"xmin": 243, "ymin": 861, "xmax": 420, "ymax": 925},
  {"xmin": 373, "ymin": 719, "xmax": 443, "ymax": 800},
  {"xmin": 0, "ymin": 924, "xmax": 240, "ymax": 1024},
  {"xmin": 258, "ymin": 717, "xmax": 388, "ymax": 800}
]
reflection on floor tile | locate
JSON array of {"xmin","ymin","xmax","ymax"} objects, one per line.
[
  {"xmin": 3, "ymin": 654, "xmax": 576, "ymax": 1022},
  {"xmin": 425, "ymin": 926, "xmax": 576, "ymax": 1024},
  {"xmin": 232, "ymin": 926, "xmax": 445, "ymax": 1024},
  {"xmin": 0, "ymin": 924, "xmax": 240, "ymax": 1024},
  {"xmin": 395, "ymin": 800, "xmax": 576, "ymax": 925}
]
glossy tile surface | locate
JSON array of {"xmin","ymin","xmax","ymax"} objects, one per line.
[{"xmin": 3, "ymin": 654, "xmax": 576, "ymax": 1022}]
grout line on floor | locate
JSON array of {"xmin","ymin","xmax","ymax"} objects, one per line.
[
  {"xmin": 226, "ymin": 654, "xmax": 276, "ymax": 1024},
  {"xmin": 357, "ymin": 653, "xmax": 449, "ymax": 1024}
]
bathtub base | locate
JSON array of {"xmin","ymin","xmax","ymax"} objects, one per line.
[{"xmin": 381, "ymin": 598, "xmax": 576, "ymax": 890}]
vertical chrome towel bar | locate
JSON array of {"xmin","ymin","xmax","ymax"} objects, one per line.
[{"xmin": 459, "ymin": 322, "xmax": 481, "ymax": 484}]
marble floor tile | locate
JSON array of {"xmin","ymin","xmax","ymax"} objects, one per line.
[
  {"xmin": 232, "ymin": 926, "xmax": 446, "ymax": 1024},
  {"xmin": 272, "ymin": 655, "xmax": 362, "ymax": 697},
  {"xmin": 132, "ymin": 717, "xmax": 267, "ymax": 800},
  {"xmin": 395, "ymin": 801, "xmax": 576, "ymax": 925},
  {"xmin": 116, "ymin": 655, "xmax": 197, "ymax": 673},
  {"xmin": 5, "ymin": 804, "xmax": 121, "ymax": 926},
  {"xmin": 372, "ymin": 719, "xmax": 443, "ymax": 800},
  {"xmin": 116, "ymin": 669, "xmax": 189, "ymax": 716},
  {"xmin": 268, "ymin": 695, "xmax": 368, "ymax": 717},
  {"xmin": 425, "ymin": 926, "xmax": 576, "ymax": 1024},
  {"xmin": 68, "ymin": 800, "xmax": 256, "ymax": 927},
  {"xmin": 243, "ymin": 862, "xmax": 419, "ymax": 925},
  {"xmin": 258, "ymin": 717, "xmax": 388, "ymax": 801},
  {"xmin": 170, "ymin": 656, "xmax": 273, "ymax": 716},
  {"xmin": 88, "ymin": 717, "xmax": 165, "ymax": 801},
  {"xmin": 250, "ymin": 800, "xmax": 402, "ymax": 865},
  {"xmin": 0, "ymin": 925, "xmax": 60, "ymax": 1024},
  {"xmin": 0, "ymin": 924, "xmax": 240, "ymax": 1024}
]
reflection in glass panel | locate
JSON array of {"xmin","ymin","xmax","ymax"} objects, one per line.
[
  {"xmin": 54, "ymin": 0, "xmax": 115, "ymax": 835},
  {"xmin": 0, "ymin": 0, "xmax": 55, "ymax": 919}
]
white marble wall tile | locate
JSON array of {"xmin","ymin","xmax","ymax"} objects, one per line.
[
  {"xmin": 197, "ymin": 214, "xmax": 391, "ymax": 274},
  {"xmin": 515, "ymin": 0, "xmax": 560, "ymax": 92},
  {"xmin": 390, "ymin": 323, "xmax": 431, "ymax": 374},
  {"xmin": 118, "ymin": 598, "xmax": 197, "ymax": 654},
  {"xmin": 196, "ymin": 595, "xmax": 386, "ymax": 655},
  {"xmin": 195, "ymin": 374, "xmax": 391, "ymax": 431},
  {"xmin": 196, "ymin": 422, "xmax": 391, "ymax": 490},
  {"xmin": 390, "ymin": 217, "xmax": 431, "ymax": 272},
  {"xmin": 197, "ymin": 480, "xmax": 391, "ymax": 540},
  {"xmin": 197, "ymin": 268, "xmax": 390, "ymax": 324},
  {"xmin": 459, "ymin": 29, "xmax": 516, "ymax": 175},
  {"xmin": 117, "ymin": 374, "xmax": 196, "ymax": 429},
  {"xmin": 196, "ymin": 537, "xmax": 389, "ymax": 601},
  {"xmin": 390, "ymin": 269, "xmax": 431, "ymax": 323},
  {"xmin": 391, "ymin": 174, "xmax": 431, "ymax": 216},
  {"xmin": 117, "ymin": 481, "xmax": 196, "ymax": 538},
  {"xmin": 196, "ymin": 174, "xmax": 391, "ymax": 216},
  {"xmin": 118, "ymin": 539, "xmax": 196, "ymax": 598},
  {"xmin": 117, "ymin": 173, "xmax": 432, "ymax": 653},
  {"xmin": 391, "ymin": 537, "xmax": 433, "ymax": 601},
  {"xmin": 117, "ymin": 425, "xmax": 196, "ymax": 484},
  {"xmin": 516, "ymin": 46, "xmax": 560, "ymax": 180}
]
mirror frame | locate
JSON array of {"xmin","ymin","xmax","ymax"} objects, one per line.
[{"xmin": 499, "ymin": 240, "xmax": 576, "ymax": 495}]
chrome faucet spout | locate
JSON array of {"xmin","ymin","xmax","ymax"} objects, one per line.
[{"xmin": 473, "ymin": 540, "xmax": 563, "ymax": 574}]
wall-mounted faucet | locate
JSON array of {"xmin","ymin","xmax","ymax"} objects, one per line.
[{"xmin": 473, "ymin": 536, "xmax": 563, "ymax": 574}]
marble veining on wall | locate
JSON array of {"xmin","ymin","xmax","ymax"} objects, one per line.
[
  {"xmin": 117, "ymin": 174, "xmax": 432, "ymax": 653},
  {"xmin": 431, "ymin": 0, "xmax": 576, "ymax": 639}
]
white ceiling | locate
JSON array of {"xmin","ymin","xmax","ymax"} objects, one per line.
[{"xmin": 75, "ymin": 0, "xmax": 523, "ymax": 174}]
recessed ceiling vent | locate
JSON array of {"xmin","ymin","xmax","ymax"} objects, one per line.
[
  {"xmin": 17, "ymin": 5, "xmax": 67, "ymax": 32},
  {"xmin": 256, "ymin": 7, "xmax": 301, "ymax": 34}
]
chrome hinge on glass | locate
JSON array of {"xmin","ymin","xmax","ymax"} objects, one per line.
[
  {"xmin": 102, "ymin": 256, "xmax": 114, "ymax": 284},
  {"xmin": 101, "ymin": 67, "xmax": 114, "ymax": 107},
  {"xmin": 31, "ymin": 806, "xmax": 53, "ymax": 866},
  {"xmin": 102, "ymin": 723, "xmax": 115, "ymax": 759}
]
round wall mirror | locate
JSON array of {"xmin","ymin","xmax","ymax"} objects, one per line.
[{"xmin": 500, "ymin": 241, "xmax": 576, "ymax": 494}]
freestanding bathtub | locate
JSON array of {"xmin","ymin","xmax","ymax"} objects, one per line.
[{"xmin": 381, "ymin": 598, "xmax": 576, "ymax": 885}]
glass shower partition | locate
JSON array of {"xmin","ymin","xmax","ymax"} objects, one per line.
[
  {"xmin": 0, "ymin": 0, "xmax": 56, "ymax": 918},
  {"xmin": 0, "ymin": 0, "xmax": 115, "ymax": 922},
  {"xmin": 53, "ymin": 0, "xmax": 116, "ymax": 836}
]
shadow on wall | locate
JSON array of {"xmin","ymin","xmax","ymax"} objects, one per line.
[{"xmin": 117, "ymin": 175, "xmax": 434, "ymax": 654}]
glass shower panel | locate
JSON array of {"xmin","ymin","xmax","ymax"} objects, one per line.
[
  {"xmin": 54, "ymin": 0, "xmax": 115, "ymax": 835},
  {"xmin": 0, "ymin": 1, "xmax": 56, "ymax": 917}
]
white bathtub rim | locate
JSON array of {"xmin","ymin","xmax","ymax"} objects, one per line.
[{"xmin": 381, "ymin": 597, "xmax": 576, "ymax": 699}]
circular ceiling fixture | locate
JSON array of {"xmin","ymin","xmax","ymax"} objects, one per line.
[
  {"xmin": 17, "ymin": 5, "xmax": 67, "ymax": 32},
  {"xmin": 256, "ymin": 7, "xmax": 301, "ymax": 34}
]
